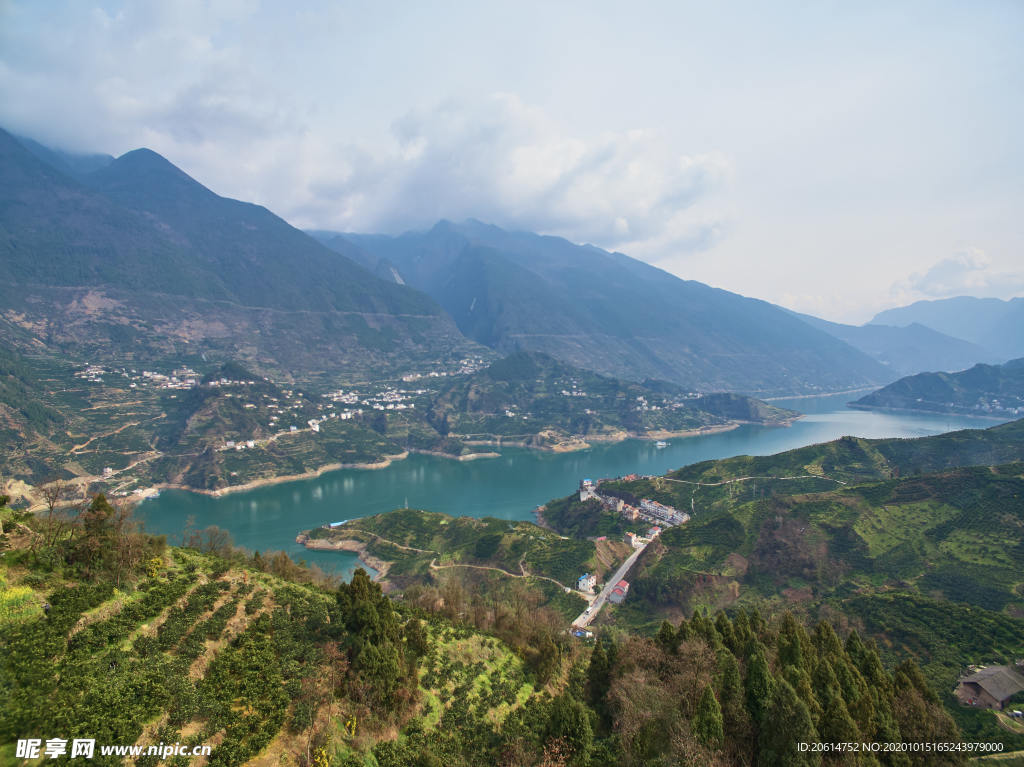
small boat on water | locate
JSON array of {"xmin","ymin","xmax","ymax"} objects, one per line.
[{"xmin": 655, "ymin": 440, "xmax": 669, "ymax": 448}]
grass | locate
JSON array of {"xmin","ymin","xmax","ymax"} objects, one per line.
[
  {"xmin": 852, "ymin": 500, "xmax": 959, "ymax": 557},
  {"xmin": 940, "ymin": 530, "xmax": 1019, "ymax": 568}
]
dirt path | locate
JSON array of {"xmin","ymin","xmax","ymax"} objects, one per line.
[
  {"xmin": 346, "ymin": 529, "xmax": 439, "ymax": 554},
  {"xmin": 660, "ymin": 473, "xmax": 847, "ymax": 487},
  {"xmin": 428, "ymin": 557, "xmax": 584, "ymax": 598},
  {"xmin": 70, "ymin": 415, "xmax": 164, "ymax": 453}
]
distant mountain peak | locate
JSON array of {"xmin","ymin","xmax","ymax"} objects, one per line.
[{"xmin": 90, "ymin": 147, "xmax": 219, "ymax": 203}]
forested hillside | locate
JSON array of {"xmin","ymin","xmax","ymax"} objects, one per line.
[
  {"xmin": 426, "ymin": 351, "xmax": 795, "ymax": 450},
  {"xmin": 541, "ymin": 419, "xmax": 1024, "ymax": 752},
  {"xmin": 1, "ymin": 494, "xmax": 981, "ymax": 766},
  {"xmin": 853, "ymin": 358, "xmax": 1024, "ymax": 418}
]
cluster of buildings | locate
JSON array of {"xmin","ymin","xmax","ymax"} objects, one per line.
[
  {"xmin": 579, "ymin": 478, "xmax": 690, "ymax": 527},
  {"xmin": 625, "ymin": 526, "xmax": 662, "ymax": 549},
  {"xmin": 399, "ymin": 356, "xmax": 489, "ymax": 382},
  {"xmin": 575, "ymin": 572, "xmax": 630, "ymax": 604},
  {"xmin": 75, "ymin": 365, "xmax": 201, "ymax": 390},
  {"xmin": 324, "ymin": 386, "xmax": 423, "ymax": 413},
  {"xmin": 968, "ymin": 397, "xmax": 1024, "ymax": 417}
]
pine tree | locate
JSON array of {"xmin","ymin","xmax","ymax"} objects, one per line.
[
  {"xmin": 716, "ymin": 650, "xmax": 745, "ymax": 721},
  {"xmin": 812, "ymin": 658, "xmax": 841, "ymax": 702},
  {"xmin": 747, "ymin": 607, "xmax": 767, "ymax": 635},
  {"xmin": 715, "ymin": 612, "xmax": 738, "ymax": 654},
  {"xmin": 745, "ymin": 647, "xmax": 775, "ymax": 724},
  {"xmin": 758, "ymin": 679, "xmax": 822, "ymax": 767},
  {"xmin": 586, "ymin": 637, "xmax": 611, "ymax": 706},
  {"xmin": 732, "ymin": 608, "xmax": 753, "ymax": 648},
  {"xmin": 811, "ymin": 620, "xmax": 843, "ymax": 660},
  {"xmin": 844, "ymin": 630, "xmax": 866, "ymax": 667},
  {"xmin": 778, "ymin": 611, "xmax": 812, "ymax": 671},
  {"xmin": 818, "ymin": 686, "xmax": 859, "ymax": 747},
  {"xmin": 716, "ymin": 649, "xmax": 753, "ymax": 754},
  {"xmin": 692, "ymin": 683, "xmax": 725, "ymax": 747},
  {"xmin": 784, "ymin": 665, "xmax": 822, "ymax": 723},
  {"xmin": 545, "ymin": 694, "xmax": 593, "ymax": 765},
  {"xmin": 691, "ymin": 608, "xmax": 719, "ymax": 647},
  {"xmin": 676, "ymin": 616, "xmax": 694, "ymax": 642},
  {"xmin": 656, "ymin": 620, "xmax": 677, "ymax": 654},
  {"xmin": 894, "ymin": 659, "xmax": 937, "ymax": 704}
]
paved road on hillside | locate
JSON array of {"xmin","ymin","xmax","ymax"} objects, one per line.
[{"xmin": 572, "ymin": 543, "xmax": 647, "ymax": 628}]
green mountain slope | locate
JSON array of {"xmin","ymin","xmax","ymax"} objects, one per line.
[
  {"xmin": 852, "ymin": 358, "xmax": 1024, "ymax": 418},
  {"xmin": 2, "ymin": 493, "xmax": 975, "ymax": 767},
  {"xmin": 425, "ymin": 351, "xmax": 796, "ymax": 449},
  {"xmin": 326, "ymin": 220, "xmax": 893, "ymax": 396},
  {"xmin": 543, "ymin": 421, "xmax": 1024, "ymax": 699},
  {"xmin": 300, "ymin": 507, "xmax": 630, "ymax": 602}
]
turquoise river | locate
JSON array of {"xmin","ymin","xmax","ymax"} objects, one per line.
[{"xmin": 137, "ymin": 393, "xmax": 1011, "ymax": 578}]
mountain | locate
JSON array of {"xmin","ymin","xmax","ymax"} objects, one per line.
[
  {"xmin": 851, "ymin": 358, "xmax": 1024, "ymax": 418},
  {"xmin": 0, "ymin": 342, "xmax": 67, "ymax": 465},
  {"xmin": 320, "ymin": 220, "xmax": 893, "ymax": 396},
  {"xmin": 426, "ymin": 351, "xmax": 796, "ymax": 450},
  {"xmin": 3, "ymin": 495, "xmax": 974, "ymax": 767},
  {"xmin": 543, "ymin": 420, "xmax": 1024, "ymax": 702},
  {"xmin": 14, "ymin": 134, "xmax": 114, "ymax": 179},
  {"xmin": 871, "ymin": 296, "xmax": 1024, "ymax": 361},
  {"xmin": 792, "ymin": 312, "xmax": 996, "ymax": 377},
  {"xmin": 0, "ymin": 129, "xmax": 478, "ymax": 378}
]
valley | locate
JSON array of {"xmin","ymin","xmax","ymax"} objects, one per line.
[{"xmin": 2, "ymin": 127, "xmax": 1023, "ymax": 765}]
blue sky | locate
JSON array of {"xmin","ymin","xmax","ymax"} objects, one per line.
[{"xmin": 1, "ymin": 0, "xmax": 1021, "ymax": 322}]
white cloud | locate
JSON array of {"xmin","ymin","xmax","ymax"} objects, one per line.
[
  {"xmin": 280, "ymin": 94, "xmax": 731, "ymax": 257},
  {"xmin": 0, "ymin": 0, "xmax": 729, "ymax": 256},
  {"xmin": 2, "ymin": 0, "xmax": 1020, "ymax": 321},
  {"xmin": 893, "ymin": 248, "xmax": 1024, "ymax": 301}
]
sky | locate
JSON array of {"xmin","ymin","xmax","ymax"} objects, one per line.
[{"xmin": 1, "ymin": 0, "xmax": 1021, "ymax": 323}]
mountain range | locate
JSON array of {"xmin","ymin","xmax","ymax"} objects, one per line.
[
  {"xmin": 871, "ymin": 296, "xmax": 1024, "ymax": 362},
  {"xmin": 317, "ymin": 221, "xmax": 893, "ymax": 395},
  {"xmin": 3, "ymin": 127, "xmax": 1009, "ymax": 400},
  {"xmin": 790, "ymin": 312, "xmax": 997, "ymax": 378}
]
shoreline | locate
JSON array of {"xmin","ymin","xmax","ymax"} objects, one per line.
[
  {"xmin": 408, "ymin": 448, "xmax": 501, "ymax": 461},
  {"xmin": 846, "ymin": 403, "xmax": 1012, "ymax": 422},
  {"xmin": 762, "ymin": 386, "xmax": 877, "ymax": 402},
  {"xmin": 140, "ymin": 451, "xmax": 410, "ymax": 499},
  {"xmin": 127, "ymin": 418, "xmax": 795, "ymax": 500},
  {"xmin": 294, "ymin": 533, "xmax": 390, "ymax": 582},
  {"xmin": 459, "ymin": 418, "xmax": 774, "ymax": 454}
]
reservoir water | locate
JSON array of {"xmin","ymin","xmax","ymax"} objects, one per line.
[{"xmin": 137, "ymin": 393, "xmax": 1010, "ymax": 578}]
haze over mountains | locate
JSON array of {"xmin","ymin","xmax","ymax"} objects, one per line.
[
  {"xmin": 2, "ymin": 127, "xmax": 1012, "ymax": 397},
  {"xmin": 871, "ymin": 296, "xmax": 1024, "ymax": 361},
  {"xmin": 791, "ymin": 312, "xmax": 997, "ymax": 378},
  {"xmin": 317, "ymin": 221, "xmax": 893, "ymax": 395}
]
